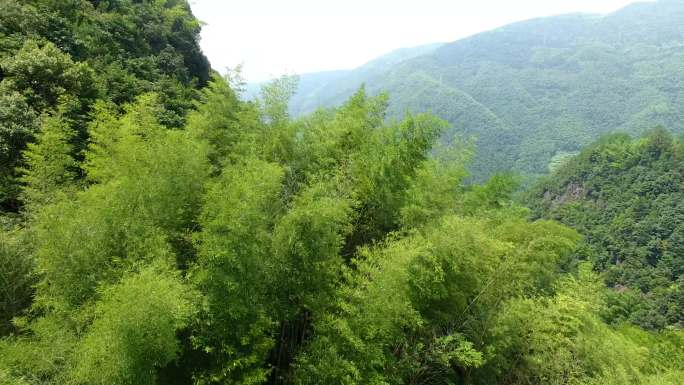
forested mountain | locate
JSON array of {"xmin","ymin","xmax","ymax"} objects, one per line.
[
  {"xmin": 251, "ymin": 43, "xmax": 444, "ymax": 117},
  {"xmin": 0, "ymin": 0, "xmax": 210, "ymax": 212},
  {"xmin": 283, "ymin": 0, "xmax": 684, "ymax": 181},
  {"xmin": 527, "ymin": 129, "xmax": 684, "ymax": 330},
  {"xmin": 1, "ymin": 1, "xmax": 683, "ymax": 384}
]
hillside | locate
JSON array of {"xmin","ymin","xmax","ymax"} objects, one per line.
[
  {"xmin": 283, "ymin": 0, "xmax": 684, "ymax": 181},
  {"xmin": 0, "ymin": 0, "xmax": 210, "ymax": 211},
  {"xmin": 527, "ymin": 129, "xmax": 684, "ymax": 329}
]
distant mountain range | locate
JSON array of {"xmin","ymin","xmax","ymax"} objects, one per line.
[{"xmin": 251, "ymin": 0, "xmax": 684, "ymax": 181}]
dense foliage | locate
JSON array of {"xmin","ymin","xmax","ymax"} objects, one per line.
[
  {"xmin": 0, "ymin": 73, "xmax": 681, "ymax": 383},
  {"xmin": 281, "ymin": 0, "xmax": 684, "ymax": 182},
  {"xmin": 528, "ymin": 129, "xmax": 684, "ymax": 330},
  {"xmin": 1, "ymin": 1, "xmax": 682, "ymax": 384},
  {"xmin": 0, "ymin": 0, "xmax": 210, "ymax": 211}
]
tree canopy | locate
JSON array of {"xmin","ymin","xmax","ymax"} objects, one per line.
[
  {"xmin": 1, "ymin": 2, "xmax": 682, "ymax": 384},
  {"xmin": 527, "ymin": 128, "xmax": 684, "ymax": 330},
  {"xmin": 1, "ymin": 73, "xmax": 682, "ymax": 384},
  {"xmin": 0, "ymin": 0, "xmax": 210, "ymax": 212}
]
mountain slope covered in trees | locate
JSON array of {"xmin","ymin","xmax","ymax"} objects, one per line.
[
  {"xmin": 0, "ymin": 0, "xmax": 210, "ymax": 212},
  {"xmin": 527, "ymin": 129, "xmax": 684, "ymax": 330},
  {"xmin": 284, "ymin": 0, "xmax": 684, "ymax": 181}
]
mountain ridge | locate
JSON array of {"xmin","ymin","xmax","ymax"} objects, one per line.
[{"xmin": 270, "ymin": 0, "xmax": 684, "ymax": 181}]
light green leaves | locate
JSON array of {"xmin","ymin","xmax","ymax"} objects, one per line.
[{"xmin": 71, "ymin": 265, "xmax": 197, "ymax": 385}]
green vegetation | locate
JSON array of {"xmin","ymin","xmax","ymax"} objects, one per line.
[
  {"xmin": 283, "ymin": 0, "xmax": 684, "ymax": 182},
  {"xmin": 528, "ymin": 129, "xmax": 684, "ymax": 330},
  {"xmin": 2, "ymin": 69, "xmax": 681, "ymax": 383},
  {"xmin": 0, "ymin": 0, "xmax": 210, "ymax": 212},
  {"xmin": 1, "ymin": 1, "xmax": 683, "ymax": 384}
]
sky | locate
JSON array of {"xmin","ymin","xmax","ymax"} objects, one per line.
[{"xmin": 189, "ymin": 0, "xmax": 649, "ymax": 82}]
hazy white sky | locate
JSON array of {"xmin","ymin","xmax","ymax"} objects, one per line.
[{"xmin": 189, "ymin": 0, "xmax": 648, "ymax": 82}]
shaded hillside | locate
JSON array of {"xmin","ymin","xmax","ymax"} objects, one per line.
[
  {"xmin": 285, "ymin": 0, "xmax": 684, "ymax": 181},
  {"xmin": 527, "ymin": 128, "xmax": 684, "ymax": 329}
]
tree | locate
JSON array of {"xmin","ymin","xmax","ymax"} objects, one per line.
[
  {"xmin": 0, "ymin": 229, "xmax": 34, "ymax": 336},
  {"xmin": 19, "ymin": 113, "xmax": 77, "ymax": 209},
  {"xmin": 33, "ymin": 94, "xmax": 209, "ymax": 311},
  {"xmin": 71, "ymin": 265, "xmax": 197, "ymax": 385},
  {"xmin": 0, "ymin": 92, "xmax": 37, "ymax": 211},
  {"xmin": 192, "ymin": 159, "xmax": 284, "ymax": 385}
]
